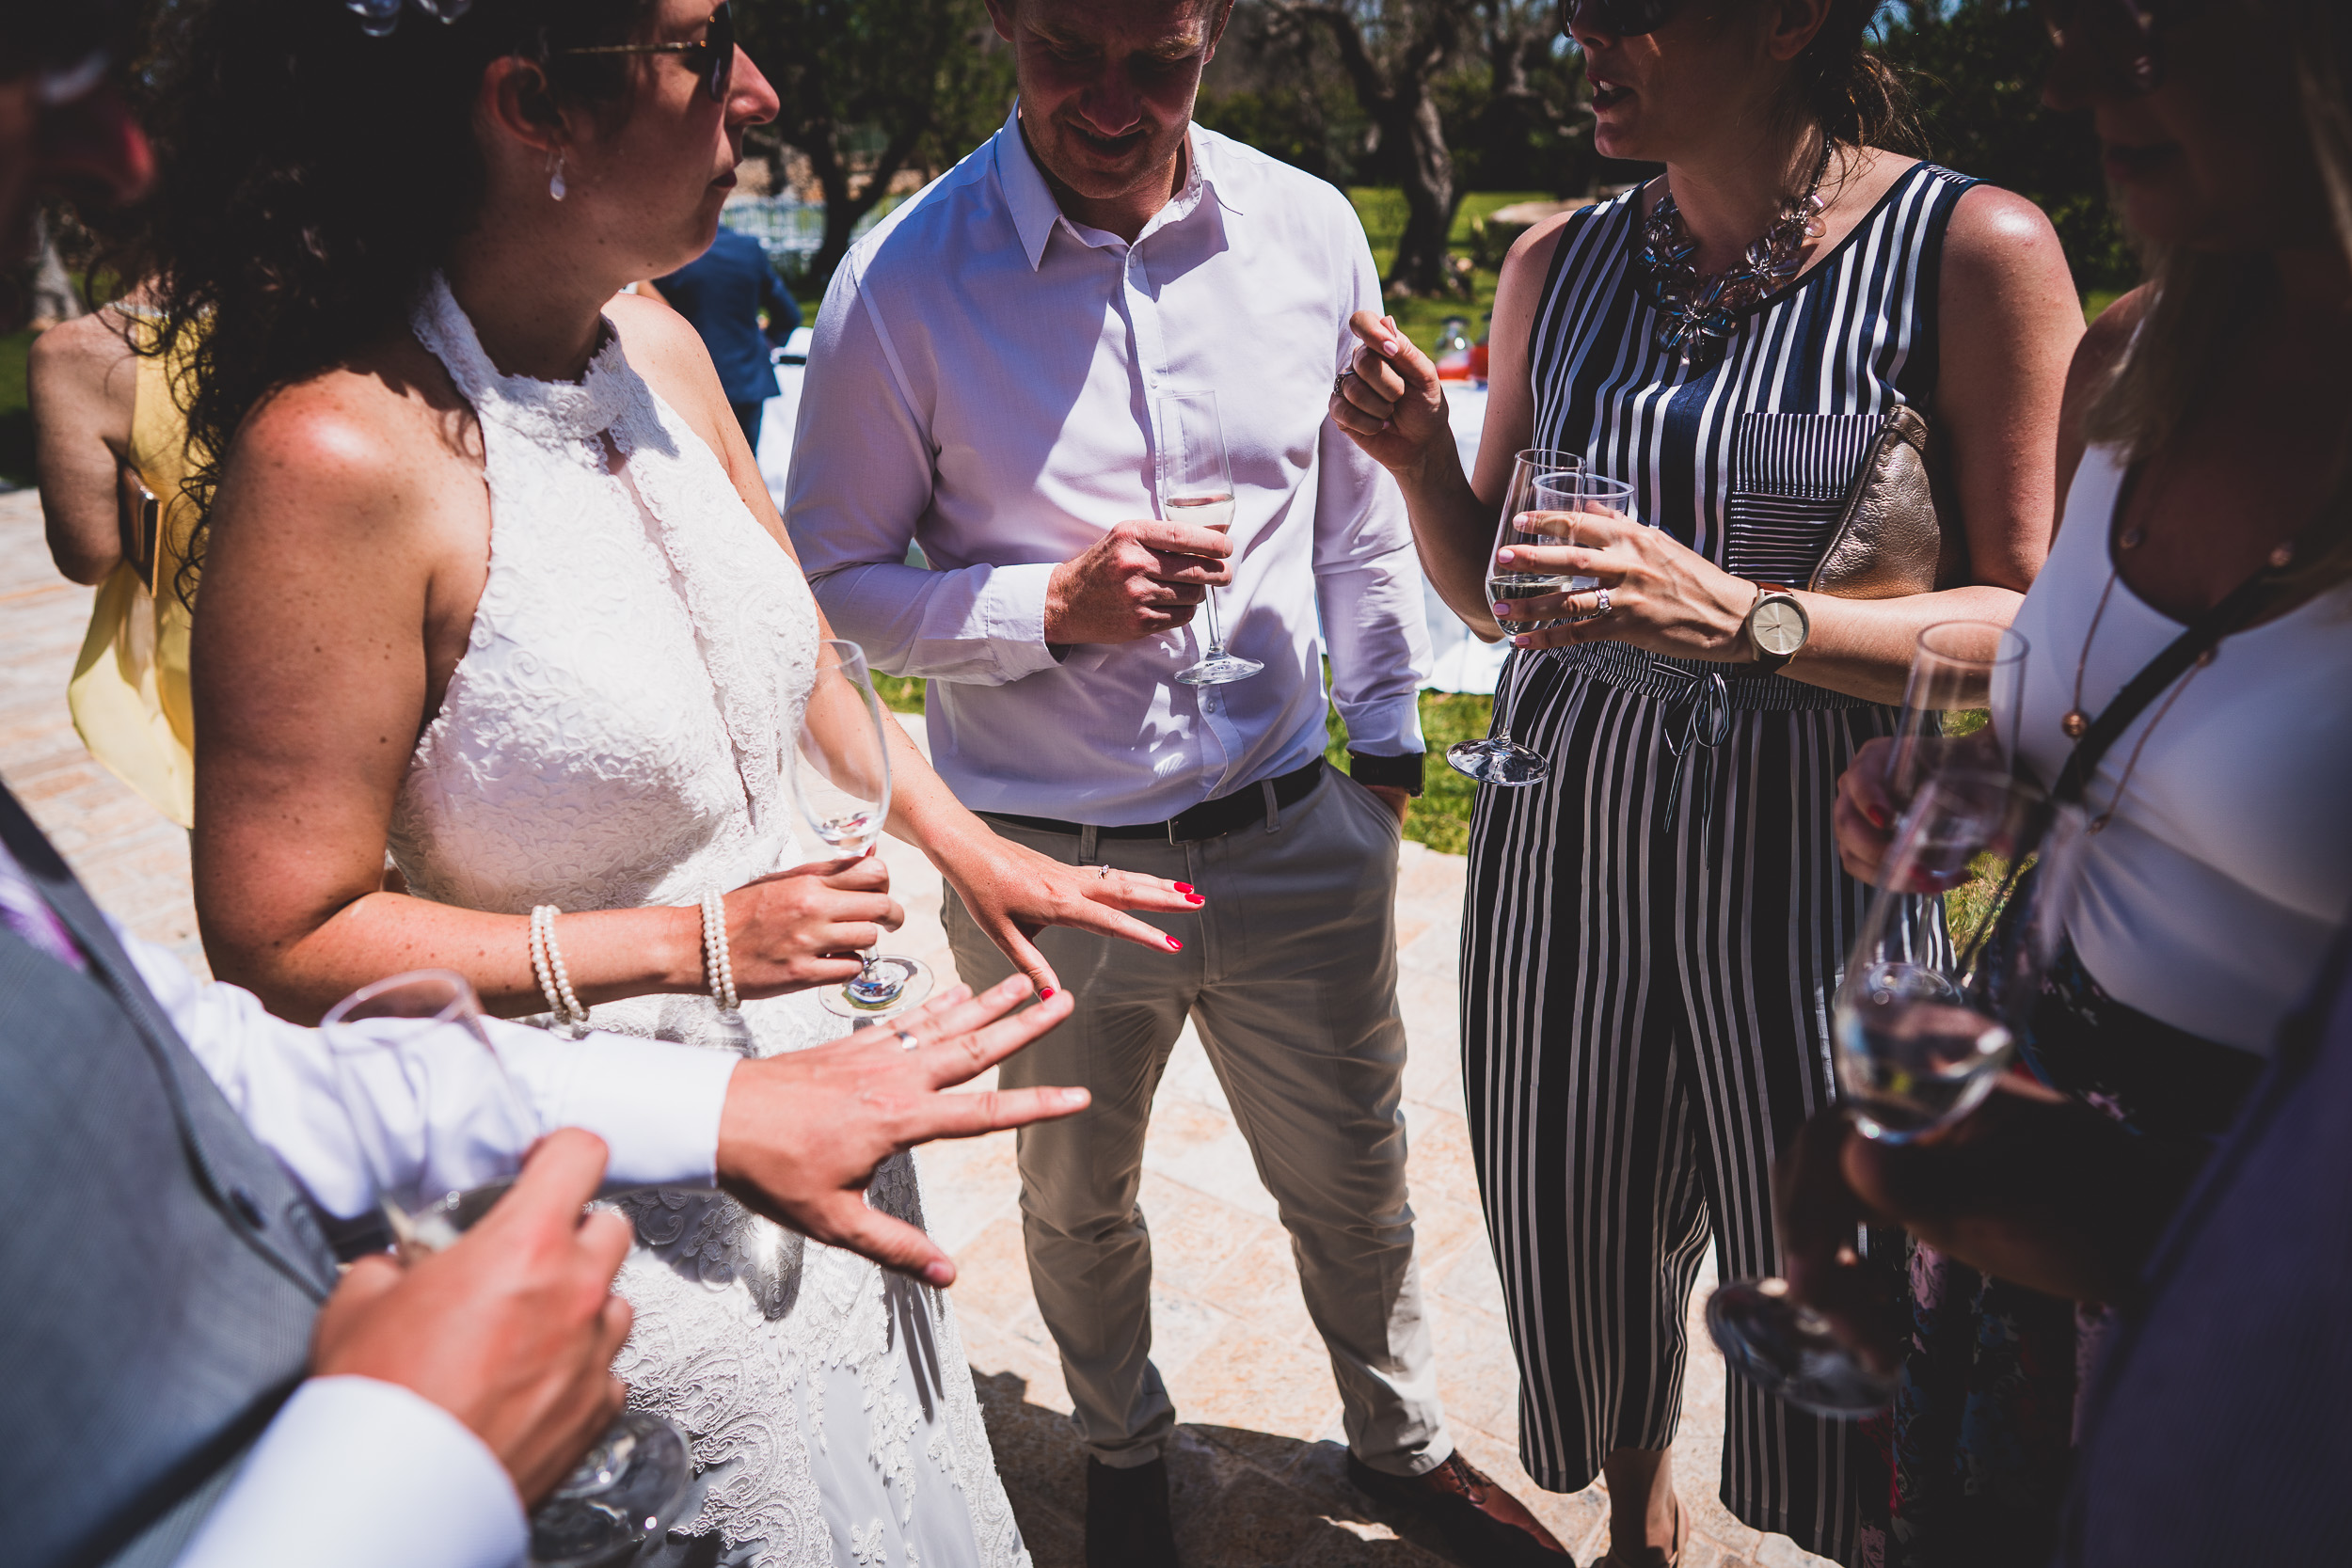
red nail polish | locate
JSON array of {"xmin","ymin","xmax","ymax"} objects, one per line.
[
  {"xmin": 1166, "ymin": 936, "xmax": 1184, "ymax": 951},
  {"xmin": 1186, "ymin": 894, "xmax": 1205, "ymax": 906},
  {"xmin": 1040, "ymin": 986, "xmax": 1055, "ymax": 1000},
  {"xmin": 1172, "ymin": 882, "xmax": 1195, "ymax": 894}
]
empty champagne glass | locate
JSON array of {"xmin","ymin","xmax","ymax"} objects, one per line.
[
  {"xmin": 1707, "ymin": 770, "xmax": 2047, "ymax": 1417},
  {"xmin": 1445, "ymin": 449, "xmax": 1582, "ymax": 787},
  {"xmin": 321, "ymin": 970, "xmax": 695, "ymax": 1568},
  {"xmin": 1531, "ymin": 470, "xmax": 1639, "ymax": 596},
  {"xmin": 1889, "ymin": 621, "xmax": 2028, "ymax": 804},
  {"xmin": 1161, "ymin": 390, "xmax": 1262, "ymax": 688},
  {"xmin": 792, "ymin": 638, "xmax": 930, "ymax": 1019}
]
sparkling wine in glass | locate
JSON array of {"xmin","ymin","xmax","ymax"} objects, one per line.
[
  {"xmin": 1707, "ymin": 770, "xmax": 2044, "ymax": 1417},
  {"xmin": 791, "ymin": 638, "xmax": 931, "ymax": 1020},
  {"xmin": 1161, "ymin": 390, "xmax": 1263, "ymax": 688},
  {"xmin": 1444, "ymin": 450, "xmax": 1581, "ymax": 787},
  {"xmin": 320, "ymin": 971, "xmax": 695, "ymax": 1568}
]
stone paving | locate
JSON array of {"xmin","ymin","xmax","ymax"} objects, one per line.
[{"xmin": 0, "ymin": 486, "xmax": 1834, "ymax": 1568}]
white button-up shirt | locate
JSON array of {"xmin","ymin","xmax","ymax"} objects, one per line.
[{"xmin": 789, "ymin": 111, "xmax": 1429, "ymax": 825}]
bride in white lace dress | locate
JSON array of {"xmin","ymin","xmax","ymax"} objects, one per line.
[{"xmin": 149, "ymin": 1, "xmax": 1195, "ymax": 1563}]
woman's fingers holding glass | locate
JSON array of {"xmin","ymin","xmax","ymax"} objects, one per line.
[{"xmin": 1831, "ymin": 738, "xmax": 1900, "ymax": 882}]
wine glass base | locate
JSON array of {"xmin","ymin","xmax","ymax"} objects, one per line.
[
  {"xmin": 529, "ymin": 1407, "xmax": 694, "ymax": 1568},
  {"xmin": 1175, "ymin": 653, "xmax": 1264, "ymax": 687},
  {"xmin": 820, "ymin": 956, "xmax": 934, "ymax": 1020},
  {"xmin": 1446, "ymin": 737, "xmax": 1551, "ymax": 786},
  {"xmin": 1705, "ymin": 1278, "xmax": 1897, "ymax": 1418}
]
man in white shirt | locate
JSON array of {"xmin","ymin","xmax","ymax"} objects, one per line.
[{"xmin": 789, "ymin": 4, "xmax": 1566, "ymax": 1563}]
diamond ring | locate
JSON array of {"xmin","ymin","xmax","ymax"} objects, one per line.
[{"xmin": 894, "ymin": 1029, "xmax": 920, "ymax": 1051}]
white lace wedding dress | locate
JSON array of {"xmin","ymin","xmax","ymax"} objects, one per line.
[{"xmin": 387, "ymin": 276, "xmax": 1027, "ymax": 1568}]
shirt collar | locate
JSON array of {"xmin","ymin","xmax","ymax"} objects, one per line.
[{"xmin": 992, "ymin": 105, "xmax": 1244, "ymax": 273}]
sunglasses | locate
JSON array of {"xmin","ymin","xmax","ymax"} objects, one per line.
[
  {"xmin": 1558, "ymin": 0, "xmax": 1680, "ymax": 39},
  {"xmin": 2040, "ymin": 0, "xmax": 2169, "ymax": 95},
  {"xmin": 559, "ymin": 1, "xmax": 737, "ymax": 103}
]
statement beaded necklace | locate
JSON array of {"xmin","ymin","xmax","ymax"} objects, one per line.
[{"xmin": 1633, "ymin": 148, "xmax": 1832, "ymax": 370}]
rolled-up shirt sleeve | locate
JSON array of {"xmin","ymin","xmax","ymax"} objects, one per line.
[
  {"xmin": 124, "ymin": 928, "xmax": 736, "ymax": 1220},
  {"xmin": 787, "ymin": 265, "xmax": 1062, "ymax": 686},
  {"xmin": 1313, "ymin": 227, "xmax": 1430, "ymax": 759}
]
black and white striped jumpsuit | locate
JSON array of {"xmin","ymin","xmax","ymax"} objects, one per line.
[{"xmin": 1463, "ymin": 162, "xmax": 1977, "ymax": 1563}]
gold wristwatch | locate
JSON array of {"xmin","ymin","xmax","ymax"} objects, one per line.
[{"xmin": 1743, "ymin": 582, "xmax": 1809, "ymax": 673}]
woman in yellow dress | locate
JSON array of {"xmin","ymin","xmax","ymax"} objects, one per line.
[{"xmin": 30, "ymin": 294, "xmax": 204, "ymax": 827}]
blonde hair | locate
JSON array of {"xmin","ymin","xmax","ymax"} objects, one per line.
[{"xmin": 2082, "ymin": 0, "xmax": 2352, "ymax": 598}]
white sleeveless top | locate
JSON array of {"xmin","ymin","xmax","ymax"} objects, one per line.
[
  {"xmin": 388, "ymin": 277, "xmax": 1027, "ymax": 1568},
  {"xmin": 2005, "ymin": 443, "xmax": 2352, "ymax": 1053}
]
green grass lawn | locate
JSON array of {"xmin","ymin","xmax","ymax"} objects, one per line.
[{"xmin": 0, "ymin": 327, "xmax": 35, "ymax": 487}]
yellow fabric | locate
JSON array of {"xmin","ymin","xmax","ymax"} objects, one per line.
[{"xmin": 67, "ymin": 330, "xmax": 201, "ymax": 829}]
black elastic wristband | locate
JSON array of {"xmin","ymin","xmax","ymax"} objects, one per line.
[{"xmin": 1348, "ymin": 750, "xmax": 1425, "ymax": 797}]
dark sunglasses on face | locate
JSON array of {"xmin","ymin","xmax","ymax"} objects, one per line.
[
  {"xmin": 558, "ymin": 1, "xmax": 737, "ymax": 103},
  {"xmin": 2040, "ymin": 0, "xmax": 2168, "ymax": 94},
  {"xmin": 1558, "ymin": 0, "xmax": 1681, "ymax": 39}
]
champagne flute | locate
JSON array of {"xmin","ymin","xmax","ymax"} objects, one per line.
[
  {"xmin": 1889, "ymin": 621, "xmax": 2028, "ymax": 805},
  {"xmin": 1162, "ymin": 390, "xmax": 1263, "ymax": 688},
  {"xmin": 320, "ymin": 971, "xmax": 695, "ymax": 1568},
  {"xmin": 791, "ymin": 638, "xmax": 931, "ymax": 1020},
  {"xmin": 1706, "ymin": 770, "xmax": 2045, "ymax": 1417},
  {"xmin": 1444, "ymin": 449, "xmax": 1581, "ymax": 787}
]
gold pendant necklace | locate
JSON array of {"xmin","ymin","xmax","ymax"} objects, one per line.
[{"xmin": 2061, "ymin": 523, "xmax": 2141, "ymax": 739}]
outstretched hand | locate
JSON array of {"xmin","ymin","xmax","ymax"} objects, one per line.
[
  {"xmin": 312, "ymin": 1129, "xmax": 636, "ymax": 1504},
  {"xmin": 714, "ymin": 974, "xmax": 1089, "ymax": 1284},
  {"xmin": 938, "ymin": 832, "xmax": 1201, "ymax": 998}
]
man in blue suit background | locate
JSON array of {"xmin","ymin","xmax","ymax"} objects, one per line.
[{"xmin": 655, "ymin": 225, "xmax": 803, "ymax": 450}]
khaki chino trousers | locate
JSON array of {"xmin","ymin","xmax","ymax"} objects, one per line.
[{"xmin": 944, "ymin": 770, "xmax": 1452, "ymax": 1475}]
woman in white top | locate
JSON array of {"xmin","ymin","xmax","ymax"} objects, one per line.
[{"xmin": 1831, "ymin": 1, "xmax": 2352, "ymax": 1560}]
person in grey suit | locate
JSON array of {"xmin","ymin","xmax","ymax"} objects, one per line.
[{"xmin": 0, "ymin": 774, "xmax": 1084, "ymax": 1568}]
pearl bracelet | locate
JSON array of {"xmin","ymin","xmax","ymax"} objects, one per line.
[
  {"xmin": 529, "ymin": 904, "xmax": 591, "ymax": 1032},
  {"xmin": 700, "ymin": 888, "xmax": 739, "ymax": 1013}
]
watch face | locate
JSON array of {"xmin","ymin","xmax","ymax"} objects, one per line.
[{"xmin": 1753, "ymin": 599, "xmax": 1807, "ymax": 657}]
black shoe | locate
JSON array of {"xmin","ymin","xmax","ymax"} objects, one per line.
[
  {"xmin": 1085, "ymin": 1455, "xmax": 1179, "ymax": 1568},
  {"xmin": 1347, "ymin": 1451, "xmax": 1576, "ymax": 1567}
]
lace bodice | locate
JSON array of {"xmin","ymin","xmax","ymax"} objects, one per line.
[
  {"xmin": 390, "ymin": 276, "xmax": 817, "ymax": 921},
  {"xmin": 390, "ymin": 277, "xmax": 1025, "ymax": 1568}
]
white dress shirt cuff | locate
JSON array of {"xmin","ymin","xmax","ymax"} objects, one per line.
[
  {"xmin": 485, "ymin": 1022, "xmax": 739, "ymax": 1190},
  {"xmin": 174, "ymin": 1376, "xmax": 526, "ymax": 1568},
  {"xmin": 975, "ymin": 561, "xmax": 1065, "ymax": 680}
]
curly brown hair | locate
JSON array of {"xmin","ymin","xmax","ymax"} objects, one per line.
[{"xmin": 138, "ymin": 0, "xmax": 662, "ymax": 606}]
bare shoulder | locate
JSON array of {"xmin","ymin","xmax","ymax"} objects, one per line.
[
  {"xmin": 27, "ymin": 308, "xmax": 137, "ymax": 398},
  {"xmin": 1942, "ymin": 182, "xmax": 2073, "ymax": 298},
  {"xmin": 214, "ymin": 333, "xmax": 478, "ymax": 562},
  {"xmin": 606, "ymin": 290, "xmax": 726, "ymax": 399},
  {"xmin": 1493, "ymin": 204, "xmax": 1586, "ymax": 324},
  {"xmin": 2067, "ymin": 285, "xmax": 2148, "ymax": 396}
]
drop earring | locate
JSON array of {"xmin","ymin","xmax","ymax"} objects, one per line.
[{"xmin": 548, "ymin": 150, "xmax": 568, "ymax": 202}]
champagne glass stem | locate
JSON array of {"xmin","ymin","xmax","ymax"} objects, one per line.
[{"xmin": 1200, "ymin": 581, "xmax": 1228, "ymax": 658}]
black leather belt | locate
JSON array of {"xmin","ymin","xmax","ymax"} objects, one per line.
[{"xmin": 986, "ymin": 759, "xmax": 1325, "ymax": 845}]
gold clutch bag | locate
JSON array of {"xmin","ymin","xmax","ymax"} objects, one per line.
[{"xmin": 1806, "ymin": 404, "xmax": 1969, "ymax": 599}]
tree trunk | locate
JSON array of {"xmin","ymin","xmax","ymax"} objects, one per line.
[{"xmin": 1388, "ymin": 89, "xmax": 1460, "ymax": 295}]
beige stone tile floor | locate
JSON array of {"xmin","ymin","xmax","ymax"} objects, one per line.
[{"xmin": 0, "ymin": 487, "xmax": 1833, "ymax": 1568}]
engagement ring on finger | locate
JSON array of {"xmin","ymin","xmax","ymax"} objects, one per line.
[
  {"xmin": 1095, "ymin": 863, "xmax": 1112, "ymax": 879},
  {"xmin": 894, "ymin": 1029, "xmax": 920, "ymax": 1051},
  {"xmin": 1332, "ymin": 372, "xmax": 1351, "ymax": 398}
]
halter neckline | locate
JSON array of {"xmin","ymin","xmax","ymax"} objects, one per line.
[{"xmin": 410, "ymin": 272, "xmax": 633, "ymax": 445}]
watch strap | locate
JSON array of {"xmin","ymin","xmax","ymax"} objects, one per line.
[{"xmin": 1348, "ymin": 750, "xmax": 1425, "ymax": 797}]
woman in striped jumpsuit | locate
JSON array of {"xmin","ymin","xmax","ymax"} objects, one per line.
[{"xmin": 1330, "ymin": 1, "xmax": 2082, "ymax": 1561}]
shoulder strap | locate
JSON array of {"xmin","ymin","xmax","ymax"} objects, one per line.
[{"xmin": 2051, "ymin": 562, "xmax": 2289, "ymax": 805}]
